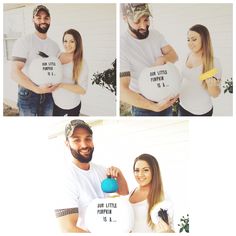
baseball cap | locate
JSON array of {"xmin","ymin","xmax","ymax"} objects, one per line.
[
  {"xmin": 121, "ymin": 3, "xmax": 152, "ymax": 22},
  {"xmin": 65, "ymin": 120, "xmax": 93, "ymax": 138},
  {"xmin": 33, "ymin": 5, "xmax": 50, "ymax": 17}
]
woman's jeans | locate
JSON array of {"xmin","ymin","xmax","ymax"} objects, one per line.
[
  {"xmin": 17, "ymin": 86, "xmax": 53, "ymax": 116},
  {"xmin": 179, "ymin": 104, "xmax": 213, "ymax": 116},
  {"xmin": 53, "ymin": 102, "xmax": 82, "ymax": 116},
  {"xmin": 131, "ymin": 106, "xmax": 173, "ymax": 116}
]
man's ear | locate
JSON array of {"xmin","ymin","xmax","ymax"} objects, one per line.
[
  {"xmin": 123, "ymin": 15, "xmax": 128, "ymax": 23},
  {"xmin": 65, "ymin": 139, "xmax": 69, "ymax": 148}
]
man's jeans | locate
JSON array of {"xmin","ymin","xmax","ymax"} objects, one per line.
[
  {"xmin": 131, "ymin": 106, "xmax": 173, "ymax": 116},
  {"xmin": 17, "ymin": 86, "xmax": 53, "ymax": 116}
]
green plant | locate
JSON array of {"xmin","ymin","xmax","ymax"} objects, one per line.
[
  {"xmin": 178, "ymin": 214, "xmax": 189, "ymax": 233},
  {"xmin": 223, "ymin": 78, "xmax": 233, "ymax": 94},
  {"xmin": 91, "ymin": 60, "xmax": 116, "ymax": 95}
]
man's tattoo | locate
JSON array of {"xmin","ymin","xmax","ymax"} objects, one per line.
[
  {"xmin": 120, "ymin": 71, "xmax": 131, "ymax": 77},
  {"xmin": 12, "ymin": 57, "xmax": 26, "ymax": 63},
  {"xmin": 55, "ymin": 208, "xmax": 78, "ymax": 217}
]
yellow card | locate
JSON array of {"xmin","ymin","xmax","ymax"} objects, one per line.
[{"xmin": 199, "ymin": 68, "xmax": 218, "ymax": 81}]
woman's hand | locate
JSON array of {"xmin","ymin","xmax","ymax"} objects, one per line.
[
  {"xmin": 205, "ymin": 77, "xmax": 220, "ymax": 87},
  {"xmin": 54, "ymin": 83, "xmax": 63, "ymax": 89},
  {"xmin": 155, "ymin": 218, "xmax": 174, "ymax": 233},
  {"xmin": 53, "ymin": 82, "xmax": 86, "ymax": 95},
  {"xmin": 205, "ymin": 77, "xmax": 221, "ymax": 97}
]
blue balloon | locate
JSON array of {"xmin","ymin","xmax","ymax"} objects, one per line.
[{"xmin": 101, "ymin": 176, "xmax": 118, "ymax": 193}]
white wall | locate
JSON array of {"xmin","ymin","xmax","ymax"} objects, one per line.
[
  {"xmin": 1, "ymin": 117, "xmax": 236, "ymax": 235},
  {"xmin": 120, "ymin": 3, "xmax": 233, "ymax": 116},
  {"xmin": 49, "ymin": 119, "xmax": 189, "ymax": 231},
  {"xmin": 3, "ymin": 3, "xmax": 116, "ymax": 116},
  {"xmin": 0, "ymin": 118, "xmax": 189, "ymax": 233}
]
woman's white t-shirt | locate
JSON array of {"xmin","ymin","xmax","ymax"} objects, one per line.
[
  {"xmin": 179, "ymin": 57, "xmax": 222, "ymax": 115},
  {"xmin": 53, "ymin": 60, "xmax": 89, "ymax": 109},
  {"xmin": 129, "ymin": 188, "xmax": 174, "ymax": 233},
  {"xmin": 131, "ymin": 199, "xmax": 154, "ymax": 233}
]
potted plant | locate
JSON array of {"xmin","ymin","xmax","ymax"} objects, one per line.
[
  {"xmin": 91, "ymin": 60, "xmax": 116, "ymax": 95},
  {"xmin": 223, "ymin": 78, "xmax": 233, "ymax": 94},
  {"xmin": 178, "ymin": 214, "xmax": 189, "ymax": 233}
]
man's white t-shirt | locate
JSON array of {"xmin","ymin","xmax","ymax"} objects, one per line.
[
  {"xmin": 52, "ymin": 60, "xmax": 89, "ymax": 109},
  {"xmin": 12, "ymin": 33, "xmax": 60, "ymax": 78},
  {"xmin": 120, "ymin": 29, "xmax": 168, "ymax": 93},
  {"xmin": 179, "ymin": 57, "xmax": 222, "ymax": 115},
  {"xmin": 55, "ymin": 162, "xmax": 107, "ymax": 229}
]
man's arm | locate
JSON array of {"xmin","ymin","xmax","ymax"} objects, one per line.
[
  {"xmin": 11, "ymin": 60, "xmax": 58, "ymax": 94},
  {"xmin": 117, "ymin": 170, "xmax": 129, "ymax": 196},
  {"xmin": 120, "ymin": 75, "xmax": 154, "ymax": 109},
  {"xmin": 106, "ymin": 166, "xmax": 129, "ymax": 195},
  {"xmin": 55, "ymin": 209, "xmax": 88, "ymax": 233},
  {"xmin": 120, "ymin": 75, "xmax": 178, "ymax": 112},
  {"xmin": 155, "ymin": 45, "xmax": 178, "ymax": 65},
  {"xmin": 162, "ymin": 45, "xmax": 178, "ymax": 63},
  {"xmin": 57, "ymin": 83, "xmax": 86, "ymax": 95}
]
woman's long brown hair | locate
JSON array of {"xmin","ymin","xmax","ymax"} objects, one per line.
[
  {"xmin": 63, "ymin": 29, "xmax": 83, "ymax": 83},
  {"xmin": 133, "ymin": 154, "xmax": 165, "ymax": 229},
  {"xmin": 189, "ymin": 24, "xmax": 214, "ymax": 89}
]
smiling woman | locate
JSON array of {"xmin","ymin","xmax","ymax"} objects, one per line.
[
  {"xmin": 129, "ymin": 154, "xmax": 174, "ymax": 233},
  {"xmin": 52, "ymin": 29, "xmax": 88, "ymax": 116},
  {"xmin": 179, "ymin": 24, "xmax": 222, "ymax": 116}
]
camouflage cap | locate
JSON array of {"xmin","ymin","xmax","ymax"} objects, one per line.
[
  {"xmin": 33, "ymin": 5, "xmax": 50, "ymax": 17},
  {"xmin": 121, "ymin": 3, "xmax": 152, "ymax": 22},
  {"xmin": 65, "ymin": 120, "xmax": 93, "ymax": 139}
]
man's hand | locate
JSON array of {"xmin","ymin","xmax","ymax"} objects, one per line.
[
  {"xmin": 106, "ymin": 166, "xmax": 121, "ymax": 178},
  {"xmin": 154, "ymin": 56, "xmax": 167, "ymax": 66},
  {"xmin": 149, "ymin": 95, "xmax": 179, "ymax": 112},
  {"xmin": 106, "ymin": 166, "xmax": 129, "ymax": 195},
  {"xmin": 35, "ymin": 83, "xmax": 60, "ymax": 94}
]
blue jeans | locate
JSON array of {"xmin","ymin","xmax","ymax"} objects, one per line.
[
  {"xmin": 17, "ymin": 86, "xmax": 54, "ymax": 116},
  {"xmin": 131, "ymin": 106, "xmax": 173, "ymax": 116}
]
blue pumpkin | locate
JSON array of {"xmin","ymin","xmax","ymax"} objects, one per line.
[{"xmin": 101, "ymin": 176, "xmax": 118, "ymax": 193}]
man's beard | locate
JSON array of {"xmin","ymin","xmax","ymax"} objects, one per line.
[
  {"xmin": 128, "ymin": 23, "xmax": 149, "ymax": 39},
  {"xmin": 69, "ymin": 146, "xmax": 94, "ymax": 163},
  {"xmin": 34, "ymin": 23, "xmax": 50, "ymax": 34}
]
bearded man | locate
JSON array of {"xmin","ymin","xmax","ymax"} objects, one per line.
[
  {"xmin": 54, "ymin": 119, "xmax": 129, "ymax": 232},
  {"xmin": 11, "ymin": 5, "xmax": 60, "ymax": 116},
  {"xmin": 120, "ymin": 3, "xmax": 179, "ymax": 116}
]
